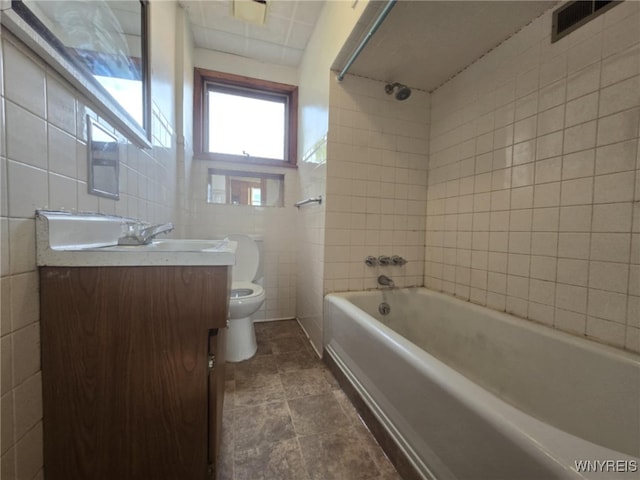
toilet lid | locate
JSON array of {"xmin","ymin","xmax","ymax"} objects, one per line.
[{"xmin": 227, "ymin": 234, "xmax": 259, "ymax": 281}]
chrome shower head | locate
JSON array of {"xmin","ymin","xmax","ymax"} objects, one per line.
[{"xmin": 384, "ymin": 82, "xmax": 412, "ymax": 101}]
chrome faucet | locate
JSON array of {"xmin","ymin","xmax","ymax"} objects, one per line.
[
  {"xmin": 118, "ymin": 222, "xmax": 175, "ymax": 245},
  {"xmin": 378, "ymin": 275, "xmax": 395, "ymax": 288},
  {"xmin": 378, "ymin": 255, "xmax": 392, "ymax": 266}
]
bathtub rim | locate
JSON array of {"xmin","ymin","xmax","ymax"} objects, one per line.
[
  {"xmin": 326, "ymin": 287, "xmax": 640, "ymax": 366},
  {"xmin": 324, "ymin": 288, "xmax": 640, "ymax": 480}
]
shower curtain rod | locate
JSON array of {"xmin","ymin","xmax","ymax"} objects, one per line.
[{"xmin": 337, "ymin": 0, "xmax": 397, "ymax": 82}]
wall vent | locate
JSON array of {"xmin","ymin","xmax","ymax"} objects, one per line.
[{"xmin": 552, "ymin": 0, "xmax": 620, "ymax": 42}]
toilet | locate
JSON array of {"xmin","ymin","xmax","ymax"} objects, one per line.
[{"xmin": 227, "ymin": 234, "xmax": 265, "ymax": 362}]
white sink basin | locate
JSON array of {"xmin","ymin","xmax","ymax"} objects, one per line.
[
  {"xmin": 36, "ymin": 211, "xmax": 237, "ymax": 267},
  {"xmin": 99, "ymin": 239, "xmax": 229, "ymax": 252}
]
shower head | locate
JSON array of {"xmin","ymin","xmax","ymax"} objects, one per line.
[{"xmin": 384, "ymin": 82, "xmax": 412, "ymax": 101}]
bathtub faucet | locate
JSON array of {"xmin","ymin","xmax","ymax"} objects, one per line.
[{"xmin": 378, "ymin": 275, "xmax": 395, "ymax": 288}]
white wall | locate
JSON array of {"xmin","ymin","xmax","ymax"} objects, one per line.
[
  {"xmin": 425, "ymin": 1, "xmax": 640, "ymax": 353},
  {"xmin": 296, "ymin": 0, "xmax": 370, "ymax": 353},
  {"xmin": 175, "ymin": 5, "xmax": 195, "ymax": 237},
  {"xmin": 0, "ymin": 2, "xmax": 188, "ymax": 477},
  {"xmin": 186, "ymin": 161, "xmax": 299, "ymax": 321},
  {"xmin": 194, "ymin": 48, "xmax": 298, "ymax": 85},
  {"xmin": 186, "ymin": 47, "xmax": 299, "ymax": 322}
]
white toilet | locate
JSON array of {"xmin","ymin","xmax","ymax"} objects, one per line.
[{"xmin": 227, "ymin": 234, "xmax": 265, "ymax": 362}]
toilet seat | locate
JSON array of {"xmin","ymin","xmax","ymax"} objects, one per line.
[
  {"xmin": 227, "ymin": 234, "xmax": 259, "ymax": 282},
  {"xmin": 230, "ymin": 281, "xmax": 264, "ymax": 301}
]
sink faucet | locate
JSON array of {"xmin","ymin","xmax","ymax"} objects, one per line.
[
  {"xmin": 378, "ymin": 275, "xmax": 395, "ymax": 288},
  {"xmin": 118, "ymin": 222, "xmax": 175, "ymax": 245}
]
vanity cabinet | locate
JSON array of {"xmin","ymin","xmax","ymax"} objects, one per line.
[{"xmin": 39, "ymin": 265, "xmax": 230, "ymax": 480}]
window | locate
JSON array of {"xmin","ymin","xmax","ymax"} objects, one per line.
[
  {"xmin": 194, "ymin": 69, "xmax": 298, "ymax": 167},
  {"xmin": 207, "ymin": 169, "xmax": 285, "ymax": 207}
]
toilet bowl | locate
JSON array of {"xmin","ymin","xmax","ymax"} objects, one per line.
[{"xmin": 227, "ymin": 234, "xmax": 265, "ymax": 362}]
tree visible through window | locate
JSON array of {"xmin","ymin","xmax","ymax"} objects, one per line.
[{"xmin": 194, "ymin": 69, "xmax": 298, "ymax": 167}]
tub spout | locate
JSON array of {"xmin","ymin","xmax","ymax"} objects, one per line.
[{"xmin": 378, "ymin": 275, "xmax": 395, "ymax": 288}]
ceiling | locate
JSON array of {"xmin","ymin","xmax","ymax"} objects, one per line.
[
  {"xmin": 179, "ymin": 0, "xmax": 557, "ymax": 91},
  {"xmin": 178, "ymin": 0, "xmax": 325, "ymax": 67}
]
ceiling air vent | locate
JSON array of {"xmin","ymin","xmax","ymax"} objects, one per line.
[
  {"xmin": 232, "ymin": 0, "xmax": 268, "ymax": 25},
  {"xmin": 552, "ymin": 0, "xmax": 620, "ymax": 42}
]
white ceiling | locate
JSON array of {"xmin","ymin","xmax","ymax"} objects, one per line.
[
  {"xmin": 178, "ymin": 0, "xmax": 325, "ymax": 67},
  {"xmin": 180, "ymin": 1, "xmax": 557, "ymax": 91}
]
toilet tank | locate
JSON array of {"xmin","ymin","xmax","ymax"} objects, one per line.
[{"xmin": 212, "ymin": 234, "xmax": 263, "ymax": 284}]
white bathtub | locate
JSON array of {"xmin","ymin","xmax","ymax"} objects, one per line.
[{"xmin": 324, "ymin": 288, "xmax": 640, "ymax": 480}]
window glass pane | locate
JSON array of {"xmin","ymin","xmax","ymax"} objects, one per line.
[
  {"xmin": 207, "ymin": 169, "xmax": 284, "ymax": 207},
  {"xmin": 250, "ymin": 187, "xmax": 262, "ymax": 206},
  {"xmin": 208, "ymin": 91, "xmax": 285, "ymax": 160}
]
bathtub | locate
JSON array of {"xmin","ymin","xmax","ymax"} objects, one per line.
[{"xmin": 324, "ymin": 288, "xmax": 640, "ymax": 480}]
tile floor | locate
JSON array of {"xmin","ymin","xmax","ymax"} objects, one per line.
[{"xmin": 218, "ymin": 319, "xmax": 402, "ymax": 480}]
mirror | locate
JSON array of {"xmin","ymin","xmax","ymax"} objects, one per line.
[
  {"xmin": 2, "ymin": 0, "xmax": 150, "ymax": 146},
  {"xmin": 208, "ymin": 169, "xmax": 284, "ymax": 207},
  {"xmin": 88, "ymin": 117, "xmax": 120, "ymax": 199}
]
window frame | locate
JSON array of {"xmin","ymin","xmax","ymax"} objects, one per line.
[{"xmin": 194, "ymin": 68, "xmax": 298, "ymax": 168}]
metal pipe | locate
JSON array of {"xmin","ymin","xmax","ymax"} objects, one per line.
[
  {"xmin": 294, "ymin": 196, "xmax": 323, "ymax": 208},
  {"xmin": 337, "ymin": 0, "xmax": 397, "ymax": 82}
]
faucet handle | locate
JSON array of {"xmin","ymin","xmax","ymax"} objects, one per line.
[
  {"xmin": 365, "ymin": 256, "xmax": 378, "ymax": 267},
  {"xmin": 391, "ymin": 255, "xmax": 407, "ymax": 266},
  {"xmin": 122, "ymin": 221, "xmax": 141, "ymax": 236},
  {"xmin": 378, "ymin": 255, "xmax": 391, "ymax": 266}
]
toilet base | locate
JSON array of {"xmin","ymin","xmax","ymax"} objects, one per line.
[{"xmin": 226, "ymin": 316, "xmax": 257, "ymax": 362}]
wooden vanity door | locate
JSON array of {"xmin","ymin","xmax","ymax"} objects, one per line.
[
  {"xmin": 40, "ymin": 266, "xmax": 229, "ymax": 480},
  {"xmin": 208, "ymin": 327, "xmax": 226, "ymax": 478}
]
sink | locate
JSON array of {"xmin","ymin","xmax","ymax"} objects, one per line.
[
  {"xmin": 36, "ymin": 210, "xmax": 237, "ymax": 267},
  {"xmin": 152, "ymin": 240, "xmax": 232, "ymax": 252},
  {"xmin": 99, "ymin": 239, "xmax": 229, "ymax": 252}
]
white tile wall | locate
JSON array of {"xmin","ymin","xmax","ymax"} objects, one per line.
[
  {"xmin": 0, "ymin": 29, "xmax": 179, "ymax": 478},
  {"xmin": 325, "ymin": 74, "xmax": 430, "ymax": 293},
  {"xmin": 425, "ymin": 0, "xmax": 640, "ymax": 353},
  {"xmin": 185, "ymin": 160, "xmax": 299, "ymax": 322},
  {"xmin": 296, "ymin": 140, "xmax": 327, "ymax": 353}
]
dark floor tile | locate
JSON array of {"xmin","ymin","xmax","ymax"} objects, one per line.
[
  {"xmin": 224, "ymin": 380, "xmax": 236, "ymax": 411},
  {"xmin": 280, "ymin": 368, "xmax": 334, "ymax": 399},
  {"xmin": 222, "ymin": 398, "xmax": 235, "ymax": 444},
  {"xmin": 298, "ymin": 427, "xmax": 380, "ymax": 480},
  {"xmin": 234, "ymin": 401, "xmax": 296, "ymax": 452},
  {"xmin": 322, "ymin": 368, "xmax": 340, "ymax": 390},
  {"xmin": 235, "ymin": 373, "xmax": 285, "ymax": 408},
  {"xmin": 223, "ymin": 336, "xmax": 401, "ymax": 479},
  {"xmin": 235, "ymin": 354, "xmax": 279, "ymax": 380},
  {"xmin": 217, "ymin": 453, "xmax": 234, "ymax": 480},
  {"xmin": 274, "ymin": 349, "xmax": 322, "ymax": 373},
  {"xmin": 256, "ymin": 336, "xmax": 274, "ymax": 356},
  {"xmin": 367, "ymin": 473, "xmax": 404, "ymax": 480},
  {"xmin": 255, "ymin": 320, "xmax": 304, "ymax": 340},
  {"xmin": 234, "ymin": 438, "xmax": 310, "ymax": 480},
  {"xmin": 225, "ymin": 363, "xmax": 236, "ymax": 381},
  {"xmin": 332, "ymin": 390, "xmax": 361, "ymax": 426},
  {"xmin": 288, "ymin": 393, "xmax": 349, "ymax": 436},
  {"xmin": 354, "ymin": 423, "xmax": 400, "ymax": 479},
  {"xmin": 269, "ymin": 335, "xmax": 307, "ymax": 354},
  {"xmin": 218, "ymin": 424, "xmax": 235, "ymax": 480}
]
